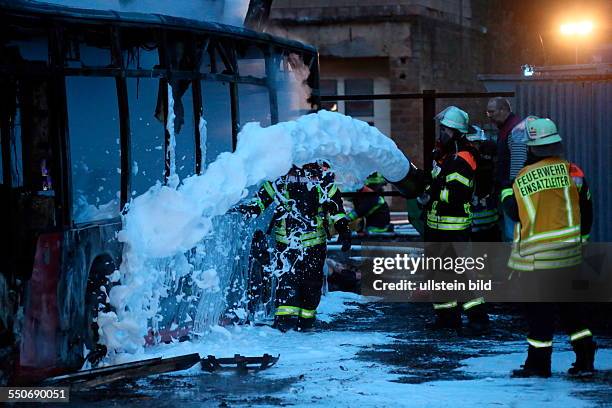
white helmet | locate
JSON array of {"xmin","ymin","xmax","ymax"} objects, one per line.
[
  {"xmin": 526, "ymin": 118, "xmax": 562, "ymax": 146},
  {"xmin": 435, "ymin": 106, "xmax": 469, "ymax": 134}
]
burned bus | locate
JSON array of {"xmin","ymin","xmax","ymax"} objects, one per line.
[{"xmin": 0, "ymin": 0, "xmax": 319, "ymax": 383}]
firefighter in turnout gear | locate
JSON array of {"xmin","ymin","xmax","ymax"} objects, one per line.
[
  {"xmin": 466, "ymin": 125, "xmax": 501, "ymax": 242},
  {"xmin": 425, "ymin": 107, "xmax": 488, "ymax": 330},
  {"xmin": 347, "ymin": 172, "xmax": 393, "ymax": 234},
  {"xmin": 238, "ymin": 163, "xmax": 352, "ymax": 332},
  {"xmin": 501, "ymin": 118, "xmax": 596, "ymax": 378}
]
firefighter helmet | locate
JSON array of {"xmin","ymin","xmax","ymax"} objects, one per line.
[
  {"xmin": 436, "ymin": 106, "xmax": 469, "ymax": 134},
  {"xmin": 526, "ymin": 118, "xmax": 562, "ymax": 146}
]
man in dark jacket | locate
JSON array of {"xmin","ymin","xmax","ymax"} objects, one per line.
[{"xmin": 238, "ymin": 163, "xmax": 352, "ymax": 332}]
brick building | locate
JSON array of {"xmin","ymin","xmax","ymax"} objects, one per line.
[
  {"xmin": 267, "ymin": 0, "xmax": 610, "ymax": 167},
  {"xmin": 268, "ymin": 0, "xmax": 495, "ymax": 169}
]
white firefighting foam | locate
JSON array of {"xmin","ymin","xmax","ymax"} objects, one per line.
[
  {"xmin": 99, "ymin": 110, "xmax": 410, "ymax": 355},
  {"xmin": 121, "ymin": 110, "xmax": 409, "ymax": 258}
]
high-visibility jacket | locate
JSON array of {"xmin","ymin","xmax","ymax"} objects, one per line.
[
  {"xmin": 502, "ymin": 157, "xmax": 592, "ymax": 271},
  {"xmin": 348, "ymin": 173, "xmax": 392, "ymax": 233},
  {"xmin": 426, "ymin": 147, "xmax": 478, "ymax": 232},
  {"xmin": 240, "ymin": 171, "xmax": 349, "ymax": 248},
  {"xmin": 471, "ymin": 195, "xmax": 499, "ymax": 232}
]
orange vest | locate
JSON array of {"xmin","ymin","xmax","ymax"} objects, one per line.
[{"xmin": 508, "ymin": 157, "xmax": 582, "ymax": 271}]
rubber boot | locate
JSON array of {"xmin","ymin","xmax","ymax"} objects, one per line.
[
  {"xmin": 512, "ymin": 346, "xmax": 552, "ymax": 378},
  {"xmin": 568, "ymin": 338, "xmax": 597, "ymax": 377},
  {"xmin": 465, "ymin": 305, "xmax": 490, "ymax": 334},
  {"xmin": 273, "ymin": 315, "xmax": 298, "ymax": 333},
  {"xmin": 297, "ymin": 317, "xmax": 315, "ymax": 332},
  {"xmin": 430, "ymin": 306, "xmax": 462, "ymax": 330}
]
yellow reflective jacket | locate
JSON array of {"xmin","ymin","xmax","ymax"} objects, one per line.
[{"xmin": 507, "ymin": 157, "xmax": 584, "ymax": 271}]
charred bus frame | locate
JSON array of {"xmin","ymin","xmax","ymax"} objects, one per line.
[{"xmin": 0, "ymin": 1, "xmax": 318, "ymax": 383}]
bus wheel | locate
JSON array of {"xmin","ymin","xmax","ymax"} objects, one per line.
[{"xmin": 84, "ymin": 256, "xmax": 114, "ymax": 366}]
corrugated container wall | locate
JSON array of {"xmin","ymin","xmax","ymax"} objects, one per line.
[{"xmin": 515, "ymin": 80, "xmax": 611, "ymax": 242}]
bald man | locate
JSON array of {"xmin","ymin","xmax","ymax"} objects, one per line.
[
  {"xmin": 486, "ymin": 97, "xmax": 527, "ymax": 185},
  {"xmin": 486, "ymin": 97, "xmax": 526, "ymax": 241}
]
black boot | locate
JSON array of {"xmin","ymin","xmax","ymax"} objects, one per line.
[
  {"xmin": 465, "ymin": 306, "xmax": 490, "ymax": 334},
  {"xmin": 512, "ymin": 346, "xmax": 552, "ymax": 378},
  {"xmin": 273, "ymin": 315, "xmax": 298, "ymax": 333},
  {"xmin": 297, "ymin": 317, "xmax": 315, "ymax": 332},
  {"xmin": 430, "ymin": 307, "xmax": 462, "ymax": 330},
  {"xmin": 568, "ymin": 338, "xmax": 596, "ymax": 377}
]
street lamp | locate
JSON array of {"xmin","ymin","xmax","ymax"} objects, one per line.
[{"xmin": 560, "ymin": 20, "xmax": 594, "ymax": 64}]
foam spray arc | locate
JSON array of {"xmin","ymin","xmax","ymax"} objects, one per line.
[{"xmin": 98, "ymin": 104, "xmax": 411, "ymax": 357}]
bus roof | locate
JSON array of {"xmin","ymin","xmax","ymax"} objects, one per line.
[{"xmin": 0, "ymin": 0, "xmax": 317, "ymax": 55}]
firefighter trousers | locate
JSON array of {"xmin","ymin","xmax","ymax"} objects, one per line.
[
  {"xmin": 515, "ymin": 270, "xmax": 594, "ymax": 348},
  {"xmin": 273, "ymin": 243, "xmax": 326, "ymax": 331},
  {"xmin": 471, "ymin": 225, "xmax": 501, "ymax": 242},
  {"xmin": 523, "ymin": 302, "xmax": 593, "ymax": 349},
  {"xmin": 425, "ymin": 227, "xmax": 488, "ymax": 325}
]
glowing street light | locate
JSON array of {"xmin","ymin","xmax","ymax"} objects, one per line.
[
  {"xmin": 560, "ymin": 21, "xmax": 594, "ymax": 36},
  {"xmin": 559, "ymin": 20, "xmax": 594, "ymax": 63}
]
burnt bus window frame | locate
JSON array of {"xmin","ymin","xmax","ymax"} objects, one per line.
[
  {"xmin": 0, "ymin": 19, "xmax": 68, "ymax": 231},
  {"xmin": 65, "ymin": 75, "xmax": 123, "ymax": 224},
  {"xmin": 1, "ymin": 14, "xmax": 319, "ymax": 228},
  {"xmin": 62, "ymin": 24, "xmax": 115, "ymax": 69}
]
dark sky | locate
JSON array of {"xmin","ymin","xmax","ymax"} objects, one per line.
[{"xmin": 491, "ymin": 0, "xmax": 611, "ymax": 67}]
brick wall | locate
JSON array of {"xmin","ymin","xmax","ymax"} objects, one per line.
[{"xmin": 268, "ymin": 1, "xmax": 493, "ymax": 170}]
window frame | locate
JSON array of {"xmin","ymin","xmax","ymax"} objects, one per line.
[
  {"xmin": 1, "ymin": 15, "xmax": 319, "ymax": 227},
  {"xmin": 344, "ymin": 78, "xmax": 374, "ymax": 118}
]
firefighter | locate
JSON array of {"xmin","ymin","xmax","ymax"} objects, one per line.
[
  {"xmin": 501, "ymin": 118, "xmax": 596, "ymax": 378},
  {"xmin": 237, "ymin": 162, "xmax": 352, "ymax": 332},
  {"xmin": 424, "ymin": 107, "xmax": 488, "ymax": 329},
  {"xmin": 466, "ymin": 125, "xmax": 501, "ymax": 242},
  {"xmin": 347, "ymin": 172, "xmax": 393, "ymax": 234},
  {"xmin": 246, "ymin": 229, "xmax": 272, "ymax": 320}
]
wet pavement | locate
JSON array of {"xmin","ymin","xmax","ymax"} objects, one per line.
[{"xmin": 33, "ymin": 301, "xmax": 612, "ymax": 407}]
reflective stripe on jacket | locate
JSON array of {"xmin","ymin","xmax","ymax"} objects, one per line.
[
  {"xmin": 426, "ymin": 149, "xmax": 477, "ymax": 232},
  {"xmin": 471, "ymin": 196, "xmax": 499, "ymax": 232},
  {"xmin": 242, "ymin": 175, "xmax": 348, "ymax": 248},
  {"xmin": 508, "ymin": 157, "xmax": 582, "ymax": 271}
]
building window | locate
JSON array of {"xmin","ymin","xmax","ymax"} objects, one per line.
[
  {"xmin": 320, "ymin": 79, "xmax": 338, "ymax": 112},
  {"xmin": 345, "ymin": 79, "xmax": 373, "ymax": 117},
  {"xmin": 66, "ymin": 77, "xmax": 121, "ymax": 223}
]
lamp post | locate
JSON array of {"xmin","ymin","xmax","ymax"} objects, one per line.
[{"xmin": 560, "ymin": 21, "xmax": 594, "ymax": 64}]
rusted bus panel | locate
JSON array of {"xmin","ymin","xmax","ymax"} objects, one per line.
[{"xmin": 516, "ymin": 80, "xmax": 611, "ymax": 242}]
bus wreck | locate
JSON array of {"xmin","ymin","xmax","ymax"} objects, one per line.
[{"xmin": 0, "ymin": 0, "xmax": 319, "ymax": 384}]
